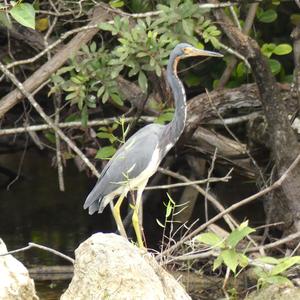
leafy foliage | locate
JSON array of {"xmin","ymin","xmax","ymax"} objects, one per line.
[
  {"xmin": 95, "ymin": 116, "xmax": 128, "ymax": 160},
  {"xmin": 0, "ymin": 2, "xmax": 36, "ymax": 29},
  {"xmin": 50, "ymin": 43, "xmax": 122, "ymax": 125},
  {"xmin": 254, "ymin": 256, "xmax": 300, "ymax": 288},
  {"xmin": 52, "ymin": 0, "xmax": 221, "ymax": 122},
  {"xmin": 196, "ymin": 221, "xmax": 255, "ymax": 274}
]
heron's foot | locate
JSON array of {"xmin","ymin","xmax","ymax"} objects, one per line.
[
  {"xmin": 112, "ymin": 194, "xmax": 128, "ymax": 239},
  {"xmin": 132, "ymin": 209, "xmax": 145, "ymax": 248}
]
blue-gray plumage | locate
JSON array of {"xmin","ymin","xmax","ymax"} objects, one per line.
[{"xmin": 84, "ymin": 43, "xmax": 223, "ymax": 247}]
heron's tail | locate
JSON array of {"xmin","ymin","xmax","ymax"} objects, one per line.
[{"xmin": 83, "ymin": 190, "xmax": 103, "ymax": 215}]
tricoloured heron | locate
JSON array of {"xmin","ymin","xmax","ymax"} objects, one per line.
[{"xmin": 84, "ymin": 43, "xmax": 223, "ymax": 247}]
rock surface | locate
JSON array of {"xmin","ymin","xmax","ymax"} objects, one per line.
[
  {"xmin": 245, "ymin": 284, "xmax": 300, "ymax": 300},
  {"xmin": 0, "ymin": 239, "xmax": 38, "ymax": 300},
  {"xmin": 61, "ymin": 233, "xmax": 191, "ymax": 300}
]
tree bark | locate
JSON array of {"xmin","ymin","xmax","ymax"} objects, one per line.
[{"xmin": 209, "ymin": 0, "xmax": 300, "ymax": 232}]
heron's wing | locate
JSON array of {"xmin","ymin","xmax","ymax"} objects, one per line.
[{"xmin": 84, "ymin": 124, "xmax": 165, "ymax": 213}]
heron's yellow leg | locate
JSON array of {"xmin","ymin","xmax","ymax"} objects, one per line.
[
  {"xmin": 132, "ymin": 207, "xmax": 144, "ymax": 248},
  {"xmin": 132, "ymin": 182, "xmax": 147, "ymax": 248},
  {"xmin": 112, "ymin": 193, "xmax": 128, "ymax": 239}
]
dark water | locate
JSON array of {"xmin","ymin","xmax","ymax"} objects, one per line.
[{"xmin": 0, "ymin": 149, "xmax": 113, "ymax": 298}]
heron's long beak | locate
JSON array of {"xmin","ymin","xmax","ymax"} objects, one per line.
[{"xmin": 184, "ymin": 47, "xmax": 223, "ymax": 58}]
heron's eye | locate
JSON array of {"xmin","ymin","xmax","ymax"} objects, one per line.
[{"xmin": 182, "ymin": 48, "xmax": 189, "ymax": 54}]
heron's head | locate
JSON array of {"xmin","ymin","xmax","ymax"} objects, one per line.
[{"xmin": 173, "ymin": 43, "xmax": 223, "ymax": 60}]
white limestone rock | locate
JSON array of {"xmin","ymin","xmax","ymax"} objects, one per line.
[
  {"xmin": 0, "ymin": 239, "xmax": 38, "ymax": 300},
  {"xmin": 61, "ymin": 233, "xmax": 191, "ymax": 300}
]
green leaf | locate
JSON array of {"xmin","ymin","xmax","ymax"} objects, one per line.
[
  {"xmin": 182, "ymin": 19, "xmax": 194, "ymax": 36},
  {"xmin": 56, "ymin": 66, "xmax": 75, "ymax": 75},
  {"xmin": 102, "ymin": 91, "xmax": 109, "ymax": 103},
  {"xmin": 138, "ymin": 71, "xmax": 148, "ymax": 93},
  {"xmin": 81, "ymin": 105, "xmax": 88, "ymax": 127},
  {"xmin": 196, "ymin": 232, "xmax": 224, "ymax": 248},
  {"xmin": 90, "ymin": 42, "xmax": 97, "ymax": 53},
  {"xmin": 155, "ymin": 112, "xmax": 174, "ymax": 124},
  {"xmin": 96, "ymin": 146, "xmax": 116, "ymax": 160},
  {"xmin": 291, "ymin": 14, "xmax": 300, "ymax": 26},
  {"xmin": 272, "ymin": 0, "xmax": 281, "ymax": 5},
  {"xmin": 273, "ymin": 44, "xmax": 293, "ymax": 56},
  {"xmin": 111, "ymin": 122, "xmax": 119, "ymax": 131},
  {"xmin": 256, "ymin": 256, "xmax": 279, "ymax": 265},
  {"xmin": 156, "ymin": 219, "xmax": 165, "ymax": 228},
  {"xmin": 213, "ymin": 255, "xmax": 223, "ymax": 271},
  {"xmin": 155, "ymin": 64, "xmax": 162, "ymax": 77},
  {"xmin": 257, "ymin": 9, "xmax": 277, "ymax": 23},
  {"xmin": 71, "ymin": 76, "xmax": 83, "ymax": 84},
  {"xmin": 271, "ymin": 256, "xmax": 300, "ymax": 276},
  {"xmin": 236, "ymin": 62, "xmax": 247, "ymax": 78},
  {"xmin": 226, "ymin": 221, "xmax": 255, "ymax": 248},
  {"xmin": 44, "ymin": 132, "xmax": 55, "ymax": 144},
  {"xmin": 65, "ymin": 113, "xmax": 80, "ymax": 122},
  {"xmin": 261, "ymin": 43, "xmax": 276, "ymax": 58},
  {"xmin": 237, "ymin": 253, "xmax": 249, "ymax": 268},
  {"xmin": 96, "ymin": 132, "xmax": 117, "ymax": 143},
  {"xmin": 97, "ymin": 86, "xmax": 105, "ymax": 98},
  {"xmin": 165, "ymin": 200, "xmax": 173, "ymax": 218},
  {"xmin": 136, "ymin": 52, "xmax": 149, "ymax": 58},
  {"xmin": 111, "ymin": 93, "xmax": 123, "ymax": 106},
  {"xmin": 268, "ymin": 59, "xmax": 281, "ymax": 75},
  {"xmin": 98, "ymin": 126, "xmax": 108, "ymax": 132},
  {"xmin": 221, "ymin": 249, "xmax": 238, "ymax": 273},
  {"xmin": 109, "ymin": 0, "xmax": 124, "ymax": 8},
  {"xmin": 184, "ymin": 73, "xmax": 201, "ymax": 87},
  {"xmin": 265, "ymin": 275, "xmax": 293, "ymax": 286},
  {"xmin": 10, "ymin": 3, "xmax": 35, "ymax": 29},
  {"xmin": 98, "ymin": 22, "xmax": 115, "ymax": 32},
  {"xmin": 65, "ymin": 92, "xmax": 78, "ymax": 101}
]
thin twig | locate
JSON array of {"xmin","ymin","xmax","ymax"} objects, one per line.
[
  {"xmin": 37, "ymin": 10, "xmax": 76, "ymax": 16},
  {"xmin": 246, "ymin": 231, "xmax": 300, "ymax": 253},
  {"xmin": 229, "ymin": 6, "xmax": 241, "ymax": 30},
  {"xmin": 0, "ymin": 117, "xmax": 155, "ymax": 136},
  {"xmin": 204, "ymin": 148, "xmax": 218, "ymax": 223},
  {"xmin": 54, "ymin": 93, "xmax": 65, "ymax": 191},
  {"xmin": 219, "ymin": 42, "xmax": 251, "ymax": 69},
  {"xmin": 144, "ymin": 175, "xmax": 231, "ymax": 190},
  {"xmin": 0, "ymin": 242, "xmax": 74, "ymax": 264},
  {"xmin": 100, "ymin": 2, "xmax": 234, "ymax": 19},
  {"xmin": 207, "ymin": 112, "xmax": 261, "ymax": 126},
  {"xmin": 5, "ymin": 25, "xmax": 99, "ymax": 70}
]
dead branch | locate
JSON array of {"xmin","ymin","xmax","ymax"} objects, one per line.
[
  {"xmin": 145, "ymin": 173, "xmax": 231, "ymax": 190},
  {"xmin": 0, "ymin": 242, "xmax": 74, "ymax": 264},
  {"xmin": 54, "ymin": 94, "xmax": 65, "ymax": 191},
  {"xmin": 246, "ymin": 231, "xmax": 300, "ymax": 253},
  {"xmin": 0, "ymin": 116, "xmax": 155, "ymax": 136}
]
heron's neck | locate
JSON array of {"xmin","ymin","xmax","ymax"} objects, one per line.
[{"xmin": 165, "ymin": 58, "xmax": 187, "ymax": 145}]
